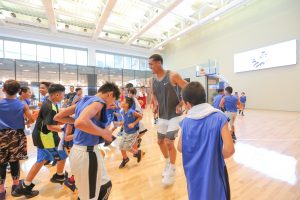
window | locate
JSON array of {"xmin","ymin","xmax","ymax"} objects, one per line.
[
  {"xmin": 114, "ymin": 55, "xmax": 123, "ymax": 68},
  {"xmin": 40, "ymin": 62, "xmax": 59, "ymax": 83},
  {"xmin": 51, "ymin": 47, "xmax": 64, "ymax": 63},
  {"xmin": 21, "ymin": 43, "xmax": 36, "ymax": 61},
  {"xmin": 96, "ymin": 53, "xmax": 105, "ymax": 67},
  {"xmin": 0, "ymin": 40, "xmax": 3, "ymax": 58},
  {"xmin": 0, "ymin": 58, "xmax": 15, "ymax": 81},
  {"xmin": 132, "ymin": 57, "xmax": 139, "ymax": 70},
  {"xmin": 4, "ymin": 40, "xmax": 20, "ymax": 59},
  {"xmin": 16, "ymin": 60, "xmax": 38, "ymax": 83},
  {"xmin": 76, "ymin": 50, "xmax": 88, "ymax": 66},
  {"xmin": 139, "ymin": 58, "xmax": 147, "ymax": 70},
  {"xmin": 37, "ymin": 45, "xmax": 50, "ymax": 62},
  {"xmin": 124, "ymin": 56, "xmax": 131, "ymax": 69},
  {"xmin": 105, "ymin": 54, "xmax": 114, "ymax": 68},
  {"xmin": 64, "ymin": 48, "xmax": 76, "ymax": 65},
  {"xmin": 60, "ymin": 64, "xmax": 77, "ymax": 86}
]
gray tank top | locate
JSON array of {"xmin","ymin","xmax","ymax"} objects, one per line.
[{"xmin": 152, "ymin": 70, "xmax": 181, "ymax": 120}]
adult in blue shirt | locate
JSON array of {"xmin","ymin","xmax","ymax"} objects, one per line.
[
  {"xmin": 54, "ymin": 82, "xmax": 120, "ymax": 200},
  {"xmin": 178, "ymin": 82, "xmax": 234, "ymax": 200},
  {"xmin": 213, "ymin": 89, "xmax": 224, "ymax": 111}
]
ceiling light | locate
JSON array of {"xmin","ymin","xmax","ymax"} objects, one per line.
[
  {"xmin": 36, "ymin": 18, "xmax": 41, "ymax": 23},
  {"xmin": 120, "ymin": 35, "xmax": 123, "ymax": 39},
  {"xmin": 65, "ymin": 24, "xmax": 69, "ymax": 29},
  {"xmin": 83, "ymin": 28, "xmax": 87, "ymax": 32},
  {"xmin": 137, "ymin": 39, "xmax": 140, "ymax": 43},
  {"xmin": 105, "ymin": 32, "xmax": 109, "ymax": 37},
  {"xmin": 177, "ymin": 37, "xmax": 181, "ymax": 41},
  {"xmin": 10, "ymin": 12, "xmax": 16, "ymax": 18},
  {"xmin": 214, "ymin": 16, "xmax": 220, "ymax": 21}
]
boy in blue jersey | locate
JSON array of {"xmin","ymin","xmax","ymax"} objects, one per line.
[
  {"xmin": 220, "ymin": 86, "xmax": 238, "ymax": 141},
  {"xmin": 178, "ymin": 82, "xmax": 235, "ymax": 200},
  {"xmin": 239, "ymin": 92, "xmax": 247, "ymax": 116},
  {"xmin": 13, "ymin": 84, "xmax": 67, "ymax": 198},
  {"xmin": 0, "ymin": 80, "xmax": 34, "ymax": 199},
  {"xmin": 53, "ymin": 82, "xmax": 119, "ymax": 200},
  {"xmin": 118, "ymin": 97, "xmax": 143, "ymax": 168},
  {"xmin": 213, "ymin": 89, "xmax": 224, "ymax": 111}
]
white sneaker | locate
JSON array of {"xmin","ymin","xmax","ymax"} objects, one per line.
[
  {"xmin": 162, "ymin": 167, "xmax": 175, "ymax": 186},
  {"xmin": 162, "ymin": 161, "xmax": 170, "ymax": 177}
]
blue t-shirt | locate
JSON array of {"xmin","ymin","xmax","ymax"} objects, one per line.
[
  {"xmin": 0, "ymin": 98, "xmax": 25, "ymax": 129},
  {"xmin": 224, "ymin": 95, "xmax": 238, "ymax": 112},
  {"xmin": 180, "ymin": 112, "xmax": 229, "ymax": 200},
  {"xmin": 41, "ymin": 95, "xmax": 49, "ymax": 103},
  {"xmin": 240, "ymin": 96, "xmax": 247, "ymax": 103},
  {"xmin": 121, "ymin": 109, "xmax": 139, "ymax": 134},
  {"xmin": 213, "ymin": 94, "xmax": 223, "ymax": 110},
  {"xmin": 73, "ymin": 96, "xmax": 108, "ymax": 146}
]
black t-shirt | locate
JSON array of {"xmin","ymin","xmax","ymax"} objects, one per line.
[
  {"xmin": 66, "ymin": 92, "xmax": 77, "ymax": 106},
  {"xmin": 32, "ymin": 99, "xmax": 60, "ymax": 149}
]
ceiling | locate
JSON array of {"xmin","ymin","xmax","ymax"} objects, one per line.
[{"xmin": 0, "ymin": 0, "xmax": 252, "ymax": 50}]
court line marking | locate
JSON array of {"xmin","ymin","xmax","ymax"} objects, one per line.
[{"xmin": 237, "ymin": 139, "xmax": 300, "ymax": 141}]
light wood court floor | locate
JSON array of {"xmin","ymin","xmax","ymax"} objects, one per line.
[{"xmin": 4, "ymin": 109, "xmax": 300, "ymax": 200}]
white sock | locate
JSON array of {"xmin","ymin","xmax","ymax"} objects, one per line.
[
  {"xmin": 166, "ymin": 158, "xmax": 170, "ymax": 164},
  {"xmin": 24, "ymin": 181, "xmax": 31, "ymax": 186},
  {"xmin": 57, "ymin": 172, "xmax": 64, "ymax": 176},
  {"xmin": 169, "ymin": 164, "xmax": 176, "ymax": 170}
]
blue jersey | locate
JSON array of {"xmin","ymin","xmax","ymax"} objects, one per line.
[
  {"xmin": 73, "ymin": 96, "xmax": 108, "ymax": 146},
  {"xmin": 0, "ymin": 98, "xmax": 25, "ymax": 129},
  {"xmin": 180, "ymin": 112, "xmax": 230, "ymax": 200},
  {"xmin": 240, "ymin": 96, "xmax": 247, "ymax": 103},
  {"xmin": 224, "ymin": 95, "xmax": 238, "ymax": 112},
  {"xmin": 121, "ymin": 109, "xmax": 139, "ymax": 134},
  {"xmin": 213, "ymin": 94, "xmax": 223, "ymax": 110}
]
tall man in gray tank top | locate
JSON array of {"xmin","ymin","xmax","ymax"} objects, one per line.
[{"xmin": 149, "ymin": 54, "xmax": 187, "ymax": 186}]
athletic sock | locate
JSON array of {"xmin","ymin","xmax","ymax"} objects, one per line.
[
  {"xmin": 24, "ymin": 181, "xmax": 31, "ymax": 186},
  {"xmin": 57, "ymin": 172, "xmax": 64, "ymax": 176}
]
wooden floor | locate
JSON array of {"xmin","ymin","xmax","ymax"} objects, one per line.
[{"xmin": 4, "ymin": 109, "xmax": 300, "ymax": 200}]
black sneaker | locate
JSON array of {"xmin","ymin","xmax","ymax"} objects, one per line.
[
  {"xmin": 104, "ymin": 135, "xmax": 116, "ymax": 147},
  {"xmin": 11, "ymin": 180, "xmax": 39, "ymax": 198},
  {"xmin": 137, "ymin": 138, "xmax": 142, "ymax": 148},
  {"xmin": 135, "ymin": 150, "xmax": 142, "ymax": 163},
  {"xmin": 119, "ymin": 158, "xmax": 129, "ymax": 169},
  {"xmin": 44, "ymin": 160, "xmax": 51, "ymax": 166},
  {"xmin": 50, "ymin": 173, "xmax": 65, "ymax": 184},
  {"xmin": 11, "ymin": 184, "xmax": 19, "ymax": 194}
]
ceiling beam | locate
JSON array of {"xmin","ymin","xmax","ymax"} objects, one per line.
[
  {"xmin": 92, "ymin": 0, "xmax": 117, "ymax": 40},
  {"xmin": 126, "ymin": 0, "xmax": 183, "ymax": 45},
  {"xmin": 42, "ymin": 0, "xmax": 57, "ymax": 33},
  {"xmin": 152, "ymin": 0, "xmax": 252, "ymax": 51}
]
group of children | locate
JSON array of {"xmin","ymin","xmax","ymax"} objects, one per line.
[{"xmin": 0, "ymin": 78, "xmax": 149, "ymax": 200}]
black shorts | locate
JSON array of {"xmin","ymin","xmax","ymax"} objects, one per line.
[{"xmin": 0, "ymin": 129, "xmax": 26, "ymax": 164}]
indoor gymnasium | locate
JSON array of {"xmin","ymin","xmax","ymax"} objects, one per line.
[{"xmin": 0, "ymin": 0, "xmax": 299, "ymax": 200}]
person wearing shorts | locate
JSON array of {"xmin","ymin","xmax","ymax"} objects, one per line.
[
  {"xmin": 220, "ymin": 86, "xmax": 238, "ymax": 142},
  {"xmin": 0, "ymin": 80, "xmax": 34, "ymax": 199},
  {"xmin": 118, "ymin": 97, "xmax": 143, "ymax": 168},
  {"xmin": 239, "ymin": 92, "xmax": 247, "ymax": 116},
  {"xmin": 149, "ymin": 54, "xmax": 187, "ymax": 186},
  {"xmin": 12, "ymin": 84, "xmax": 67, "ymax": 198}
]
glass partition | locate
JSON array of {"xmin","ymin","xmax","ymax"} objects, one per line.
[
  {"xmin": 0, "ymin": 58, "xmax": 15, "ymax": 81},
  {"xmin": 40, "ymin": 62, "xmax": 59, "ymax": 83},
  {"xmin": 60, "ymin": 64, "xmax": 77, "ymax": 86}
]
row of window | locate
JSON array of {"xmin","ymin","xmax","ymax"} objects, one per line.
[
  {"xmin": 0, "ymin": 38, "xmax": 149, "ymax": 70},
  {"xmin": 96, "ymin": 52, "xmax": 148, "ymax": 70},
  {"xmin": 0, "ymin": 40, "xmax": 88, "ymax": 65}
]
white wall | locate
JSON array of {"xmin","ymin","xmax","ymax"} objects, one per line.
[
  {"xmin": 163, "ymin": 0, "xmax": 300, "ymax": 112},
  {"xmin": 0, "ymin": 26, "xmax": 151, "ymax": 66}
]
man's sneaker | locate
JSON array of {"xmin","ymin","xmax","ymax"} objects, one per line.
[
  {"xmin": 64, "ymin": 178, "xmax": 76, "ymax": 192},
  {"xmin": 135, "ymin": 150, "xmax": 142, "ymax": 163},
  {"xmin": 117, "ymin": 131, "xmax": 123, "ymax": 137},
  {"xmin": 162, "ymin": 161, "xmax": 170, "ymax": 177},
  {"xmin": 104, "ymin": 135, "xmax": 116, "ymax": 147},
  {"xmin": 11, "ymin": 180, "xmax": 39, "ymax": 198},
  {"xmin": 50, "ymin": 173, "xmax": 65, "ymax": 184},
  {"xmin": 119, "ymin": 158, "xmax": 129, "ymax": 169},
  {"xmin": 11, "ymin": 184, "xmax": 19, "ymax": 194},
  {"xmin": 0, "ymin": 190, "xmax": 6, "ymax": 200},
  {"xmin": 20, "ymin": 155, "xmax": 29, "ymax": 160},
  {"xmin": 162, "ymin": 167, "xmax": 176, "ymax": 186}
]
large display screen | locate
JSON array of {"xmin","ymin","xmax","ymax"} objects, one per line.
[{"xmin": 234, "ymin": 39, "xmax": 297, "ymax": 73}]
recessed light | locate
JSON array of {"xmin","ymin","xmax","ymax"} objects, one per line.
[
  {"xmin": 65, "ymin": 24, "xmax": 69, "ymax": 29},
  {"xmin": 105, "ymin": 32, "xmax": 109, "ymax": 36},
  {"xmin": 36, "ymin": 18, "xmax": 41, "ymax": 23},
  {"xmin": 10, "ymin": 13, "xmax": 16, "ymax": 18},
  {"xmin": 83, "ymin": 28, "xmax": 87, "ymax": 32}
]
